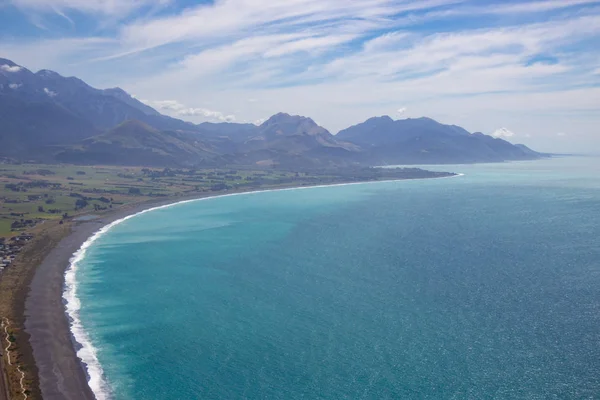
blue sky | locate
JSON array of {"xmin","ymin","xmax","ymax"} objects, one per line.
[{"xmin": 1, "ymin": 0, "xmax": 599, "ymax": 152}]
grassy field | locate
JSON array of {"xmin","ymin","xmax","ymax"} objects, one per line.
[{"xmin": 0, "ymin": 163, "xmax": 329, "ymax": 237}]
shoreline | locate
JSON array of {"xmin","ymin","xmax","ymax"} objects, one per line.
[{"xmin": 24, "ymin": 174, "xmax": 461, "ymax": 399}]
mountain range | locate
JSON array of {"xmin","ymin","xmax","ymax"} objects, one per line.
[{"xmin": 0, "ymin": 58, "xmax": 545, "ymax": 168}]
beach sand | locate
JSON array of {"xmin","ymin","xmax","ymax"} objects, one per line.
[{"xmin": 25, "ymin": 220, "xmax": 101, "ymax": 400}]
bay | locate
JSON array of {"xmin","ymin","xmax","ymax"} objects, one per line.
[{"xmin": 75, "ymin": 156, "xmax": 600, "ymax": 399}]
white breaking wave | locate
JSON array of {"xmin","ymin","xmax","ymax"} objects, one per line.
[{"xmin": 63, "ymin": 173, "xmax": 464, "ymax": 399}]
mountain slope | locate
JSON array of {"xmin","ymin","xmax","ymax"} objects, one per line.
[
  {"xmin": 0, "ymin": 58, "xmax": 192, "ymax": 132},
  {"xmin": 337, "ymin": 116, "xmax": 542, "ymax": 164},
  {"xmin": 101, "ymin": 87, "xmax": 161, "ymax": 116},
  {"xmin": 196, "ymin": 122, "xmax": 259, "ymax": 142},
  {"xmin": 56, "ymin": 120, "xmax": 222, "ymax": 166},
  {"xmin": 0, "ymin": 93, "xmax": 99, "ymax": 158},
  {"xmin": 337, "ymin": 116, "xmax": 470, "ymax": 147},
  {"xmin": 240, "ymin": 113, "xmax": 361, "ymax": 166}
]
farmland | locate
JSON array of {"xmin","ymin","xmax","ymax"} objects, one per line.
[{"xmin": 0, "ymin": 164, "xmax": 310, "ymax": 237}]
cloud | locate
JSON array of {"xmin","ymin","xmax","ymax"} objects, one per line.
[
  {"xmin": 8, "ymin": 0, "xmax": 170, "ymax": 15},
  {"xmin": 151, "ymin": 99, "xmax": 185, "ymax": 111},
  {"xmin": 1, "ymin": 64, "xmax": 22, "ymax": 72},
  {"xmin": 484, "ymin": 0, "xmax": 600, "ymax": 14},
  {"xmin": 556, "ymin": 132, "xmax": 567, "ymax": 136},
  {"xmin": 141, "ymin": 98, "xmax": 235, "ymax": 122},
  {"xmin": 253, "ymin": 118, "xmax": 267, "ymax": 126},
  {"xmin": 116, "ymin": 0, "xmax": 453, "ymax": 54},
  {"xmin": 43, "ymin": 87, "xmax": 57, "ymax": 97},
  {"xmin": 263, "ymin": 34, "xmax": 358, "ymax": 58},
  {"xmin": 0, "ymin": 37, "xmax": 115, "ymax": 74},
  {"xmin": 492, "ymin": 127, "xmax": 516, "ymax": 138},
  {"xmin": 177, "ymin": 108, "xmax": 236, "ymax": 122},
  {"xmin": 397, "ymin": 107, "xmax": 407, "ymax": 114},
  {"xmin": 8, "ymin": 83, "xmax": 22, "ymax": 89}
]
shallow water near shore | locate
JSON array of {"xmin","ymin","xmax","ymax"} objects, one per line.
[{"xmin": 73, "ymin": 157, "xmax": 600, "ymax": 399}]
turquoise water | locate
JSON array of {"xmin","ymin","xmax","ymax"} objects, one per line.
[{"xmin": 72, "ymin": 157, "xmax": 600, "ymax": 399}]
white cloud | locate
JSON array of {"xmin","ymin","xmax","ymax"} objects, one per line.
[
  {"xmin": 414, "ymin": 0, "xmax": 600, "ymax": 24},
  {"xmin": 0, "ymin": 37, "xmax": 114, "ymax": 75},
  {"xmin": 263, "ymin": 34, "xmax": 358, "ymax": 58},
  {"xmin": 8, "ymin": 83, "xmax": 22, "ymax": 89},
  {"xmin": 397, "ymin": 107, "xmax": 407, "ymax": 114},
  {"xmin": 43, "ymin": 87, "xmax": 57, "ymax": 97},
  {"xmin": 556, "ymin": 132, "xmax": 567, "ymax": 136},
  {"xmin": 253, "ymin": 118, "xmax": 267, "ymax": 126},
  {"xmin": 178, "ymin": 108, "xmax": 236, "ymax": 122},
  {"xmin": 492, "ymin": 127, "xmax": 516, "ymax": 138},
  {"xmin": 173, "ymin": 34, "xmax": 308, "ymax": 78},
  {"xmin": 9, "ymin": 0, "xmax": 170, "ymax": 15},
  {"xmin": 0, "ymin": 64, "xmax": 22, "ymax": 72},
  {"xmin": 141, "ymin": 98, "xmax": 235, "ymax": 122},
  {"xmin": 151, "ymin": 99, "xmax": 185, "ymax": 111},
  {"xmin": 117, "ymin": 0, "xmax": 452, "ymax": 53},
  {"xmin": 363, "ymin": 32, "xmax": 411, "ymax": 53},
  {"xmin": 485, "ymin": 0, "xmax": 600, "ymax": 14}
]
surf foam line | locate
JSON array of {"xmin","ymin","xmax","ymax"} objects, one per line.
[{"xmin": 63, "ymin": 173, "xmax": 464, "ymax": 400}]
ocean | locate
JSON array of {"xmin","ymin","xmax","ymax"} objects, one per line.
[{"xmin": 67, "ymin": 157, "xmax": 600, "ymax": 399}]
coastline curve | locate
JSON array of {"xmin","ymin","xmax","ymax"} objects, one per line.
[{"xmin": 62, "ymin": 175, "xmax": 464, "ymax": 399}]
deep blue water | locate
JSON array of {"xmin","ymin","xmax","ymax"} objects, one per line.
[{"xmin": 72, "ymin": 157, "xmax": 600, "ymax": 399}]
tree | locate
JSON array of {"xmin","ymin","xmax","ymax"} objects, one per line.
[
  {"xmin": 75, "ymin": 199, "xmax": 88, "ymax": 209},
  {"xmin": 38, "ymin": 206, "xmax": 45, "ymax": 213}
]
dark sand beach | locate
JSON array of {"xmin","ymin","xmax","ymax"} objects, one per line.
[{"xmin": 25, "ymin": 220, "xmax": 101, "ymax": 400}]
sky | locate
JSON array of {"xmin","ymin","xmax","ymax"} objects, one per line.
[{"xmin": 0, "ymin": 0, "xmax": 599, "ymax": 153}]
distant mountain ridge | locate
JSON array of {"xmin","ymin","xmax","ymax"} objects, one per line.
[
  {"xmin": 0, "ymin": 57, "xmax": 192, "ymax": 132},
  {"xmin": 0, "ymin": 58, "xmax": 545, "ymax": 167},
  {"xmin": 337, "ymin": 116, "xmax": 542, "ymax": 164}
]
